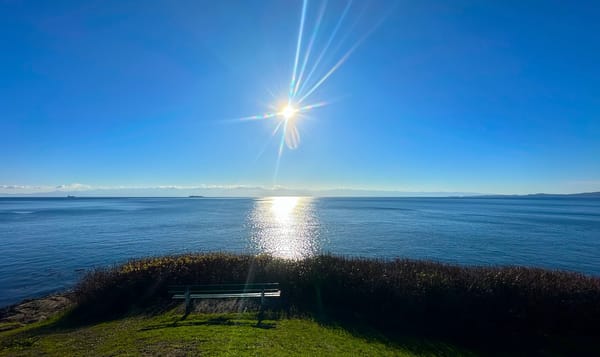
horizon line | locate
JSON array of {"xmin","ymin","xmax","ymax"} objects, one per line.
[{"xmin": 1, "ymin": 192, "xmax": 599, "ymax": 199}]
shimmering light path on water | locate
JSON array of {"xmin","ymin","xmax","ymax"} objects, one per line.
[
  {"xmin": 1, "ymin": 197, "xmax": 599, "ymax": 306},
  {"xmin": 249, "ymin": 197, "xmax": 320, "ymax": 259}
]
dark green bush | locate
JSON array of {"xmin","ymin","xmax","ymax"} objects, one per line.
[{"xmin": 72, "ymin": 253, "xmax": 600, "ymax": 341}]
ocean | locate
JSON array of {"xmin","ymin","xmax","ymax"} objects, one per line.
[{"xmin": 1, "ymin": 196, "xmax": 599, "ymax": 307}]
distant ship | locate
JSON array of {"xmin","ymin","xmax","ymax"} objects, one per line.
[
  {"xmin": 66, "ymin": 195, "xmax": 76, "ymax": 198},
  {"xmin": 188, "ymin": 195, "xmax": 204, "ymax": 198}
]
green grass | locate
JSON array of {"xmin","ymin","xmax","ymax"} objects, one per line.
[
  {"xmin": 0, "ymin": 322, "xmax": 23, "ymax": 332},
  {"xmin": 0, "ymin": 309, "xmax": 467, "ymax": 356}
]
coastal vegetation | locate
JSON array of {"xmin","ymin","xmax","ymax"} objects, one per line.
[
  {"xmin": 3, "ymin": 311, "xmax": 446, "ymax": 356},
  {"xmin": 2, "ymin": 253, "xmax": 599, "ymax": 355}
]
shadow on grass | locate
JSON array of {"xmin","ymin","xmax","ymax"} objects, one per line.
[
  {"xmin": 309, "ymin": 310, "xmax": 600, "ymax": 357},
  {"xmin": 140, "ymin": 315, "xmax": 277, "ymax": 331},
  {"xmin": 11, "ymin": 306, "xmax": 596, "ymax": 356},
  {"xmin": 0, "ymin": 306, "xmax": 278, "ymax": 348},
  {"xmin": 1, "ymin": 307, "xmax": 470, "ymax": 357},
  {"xmin": 10, "ymin": 306, "xmax": 593, "ymax": 355},
  {"xmin": 300, "ymin": 312, "xmax": 474, "ymax": 357}
]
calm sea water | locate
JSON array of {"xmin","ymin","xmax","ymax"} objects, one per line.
[{"xmin": 1, "ymin": 196, "xmax": 599, "ymax": 307}]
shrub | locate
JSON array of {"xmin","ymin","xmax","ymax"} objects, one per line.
[{"xmin": 72, "ymin": 253, "xmax": 600, "ymax": 342}]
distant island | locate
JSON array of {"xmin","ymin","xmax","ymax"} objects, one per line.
[
  {"xmin": 188, "ymin": 195, "xmax": 204, "ymax": 198},
  {"xmin": 473, "ymin": 192, "xmax": 600, "ymax": 199}
]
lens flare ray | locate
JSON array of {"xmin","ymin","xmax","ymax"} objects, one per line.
[
  {"xmin": 297, "ymin": 16, "xmax": 382, "ymax": 104},
  {"xmin": 234, "ymin": 0, "xmax": 384, "ymax": 166},
  {"xmin": 296, "ymin": 0, "xmax": 353, "ymax": 98},
  {"xmin": 292, "ymin": 0, "xmax": 327, "ymax": 97},
  {"xmin": 289, "ymin": 0, "xmax": 308, "ymax": 99},
  {"xmin": 235, "ymin": 112, "xmax": 279, "ymax": 121}
]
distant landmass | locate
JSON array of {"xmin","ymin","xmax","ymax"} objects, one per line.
[
  {"xmin": 0, "ymin": 189, "xmax": 598, "ymax": 198},
  {"xmin": 473, "ymin": 192, "xmax": 600, "ymax": 198}
]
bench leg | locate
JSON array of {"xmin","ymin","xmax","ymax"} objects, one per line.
[
  {"xmin": 184, "ymin": 287, "xmax": 191, "ymax": 315},
  {"xmin": 257, "ymin": 289, "xmax": 265, "ymax": 326}
]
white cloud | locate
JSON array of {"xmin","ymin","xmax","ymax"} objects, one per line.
[
  {"xmin": 55, "ymin": 183, "xmax": 92, "ymax": 191},
  {"xmin": 0, "ymin": 184, "xmax": 46, "ymax": 191},
  {"xmin": 10, "ymin": 182, "xmax": 584, "ymax": 197},
  {"xmin": 0, "ymin": 185, "xmax": 27, "ymax": 190}
]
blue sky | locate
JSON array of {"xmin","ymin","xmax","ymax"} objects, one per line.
[{"xmin": 1, "ymin": 0, "xmax": 599, "ymax": 195}]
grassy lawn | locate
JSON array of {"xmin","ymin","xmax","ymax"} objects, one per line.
[{"xmin": 0, "ymin": 310, "xmax": 468, "ymax": 356}]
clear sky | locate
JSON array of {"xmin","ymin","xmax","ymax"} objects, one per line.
[{"xmin": 1, "ymin": 0, "xmax": 599, "ymax": 195}]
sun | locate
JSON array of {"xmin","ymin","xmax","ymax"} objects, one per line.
[
  {"xmin": 233, "ymin": 0, "xmax": 364, "ymax": 154},
  {"xmin": 281, "ymin": 104, "xmax": 297, "ymax": 120}
]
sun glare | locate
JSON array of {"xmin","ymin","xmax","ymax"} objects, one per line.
[
  {"xmin": 249, "ymin": 197, "xmax": 320, "ymax": 259},
  {"xmin": 281, "ymin": 105, "xmax": 297, "ymax": 120},
  {"xmin": 271, "ymin": 196, "xmax": 299, "ymax": 220},
  {"xmin": 233, "ymin": 0, "xmax": 372, "ymax": 159}
]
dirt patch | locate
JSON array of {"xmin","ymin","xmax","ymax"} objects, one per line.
[{"xmin": 0, "ymin": 294, "xmax": 74, "ymax": 328}]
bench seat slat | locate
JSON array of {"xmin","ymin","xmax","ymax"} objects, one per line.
[
  {"xmin": 172, "ymin": 291, "xmax": 281, "ymax": 299},
  {"xmin": 169, "ymin": 290, "xmax": 280, "ymax": 295},
  {"xmin": 169, "ymin": 283, "xmax": 279, "ymax": 289},
  {"xmin": 169, "ymin": 288, "xmax": 279, "ymax": 293}
]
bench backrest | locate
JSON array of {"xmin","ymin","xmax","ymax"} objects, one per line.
[{"xmin": 168, "ymin": 283, "xmax": 280, "ymax": 295}]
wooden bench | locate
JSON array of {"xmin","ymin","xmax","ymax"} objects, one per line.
[{"xmin": 168, "ymin": 283, "xmax": 281, "ymax": 314}]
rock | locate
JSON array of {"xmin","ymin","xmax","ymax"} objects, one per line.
[{"xmin": 0, "ymin": 294, "xmax": 74, "ymax": 327}]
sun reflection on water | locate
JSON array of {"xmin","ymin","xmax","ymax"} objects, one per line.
[{"xmin": 248, "ymin": 197, "xmax": 320, "ymax": 259}]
